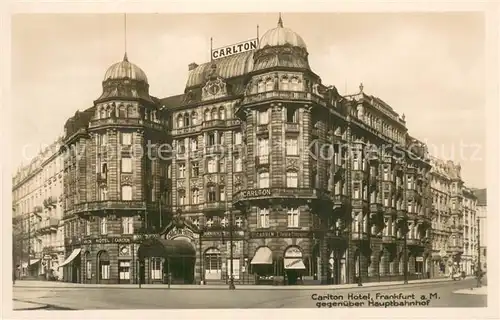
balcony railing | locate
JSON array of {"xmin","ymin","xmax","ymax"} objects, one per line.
[
  {"xmin": 171, "ymin": 124, "xmax": 202, "ymax": 136},
  {"xmin": 255, "ymin": 155, "xmax": 269, "ymax": 166},
  {"xmin": 202, "ymin": 119, "xmax": 226, "ymax": 129},
  {"xmin": 285, "ymin": 123, "xmax": 300, "ymax": 132},
  {"xmin": 243, "ymin": 90, "xmax": 327, "ymax": 107},
  {"xmin": 73, "ymin": 201, "xmax": 147, "ymax": 214},
  {"xmin": 90, "ymin": 118, "xmax": 165, "ymax": 131}
]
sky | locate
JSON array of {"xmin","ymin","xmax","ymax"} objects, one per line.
[{"xmin": 11, "ymin": 13, "xmax": 486, "ymax": 188}]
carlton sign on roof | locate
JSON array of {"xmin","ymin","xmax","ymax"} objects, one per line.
[{"xmin": 211, "ymin": 38, "xmax": 258, "ymax": 60}]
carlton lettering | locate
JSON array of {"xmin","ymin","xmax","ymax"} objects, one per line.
[
  {"xmin": 212, "ymin": 39, "xmax": 258, "ymax": 60},
  {"xmin": 166, "ymin": 228, "xmax": 195, "ymax": 240},
  {"xmin": 241, "ymin": 188, "xmax": 272, "ymax": 198}
]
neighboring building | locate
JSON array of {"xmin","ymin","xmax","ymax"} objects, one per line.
[
  {"xmin": 58, "ymin": 16, "xmax": 435, "ymax": 285},
  {"xmin": 12, "ymin": 138, "xmax": 65, "ymax": 279},
  {"xmin": 473, "ymin": 188, "xmax": 487, "ymax": 272},
  {"xmin": 462, "ymin": 187, "xmax": 478, "ymax": 275}
]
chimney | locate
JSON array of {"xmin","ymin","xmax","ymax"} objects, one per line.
[{"xmin": 188, "ymin": 62, "xmax": 198, "ymax": 71}]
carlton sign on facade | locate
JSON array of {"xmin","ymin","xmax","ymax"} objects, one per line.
[{"xmin": 211, "ymin": 39, "xmax": 258, "ymax": 60}]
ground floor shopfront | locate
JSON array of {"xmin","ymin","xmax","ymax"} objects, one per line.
[{"xmin": 60, "ymin": 228, "xmax": 433, "ymax": 285}]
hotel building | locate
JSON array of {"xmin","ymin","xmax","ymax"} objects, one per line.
[{"xmin": 54, "ymin": 16, "xmax": 436, "ymax": 285}]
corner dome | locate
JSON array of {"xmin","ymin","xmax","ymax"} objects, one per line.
[
  {"xmin": 103, "ymin": 53, "xmax": 148, "ymax": 84},
  {"xmin": 259, "ymin": 15, "xmax": 307, "ymax": 50}
]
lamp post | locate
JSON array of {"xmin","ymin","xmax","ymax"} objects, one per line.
[
  {"xmin": 198, "ymin": 215, "xmax": 206, "ymax": 285},
  {"xmin": 228, "ymin": 209, "xmax": 236, "ymax": 290},
  {"xmin": 403, "ymin": 218, "xmax": 409, "ymax": 284},
  {"xmin": 357, "ymin": 216, "xmax": 362, "ymax": 287},
  {"xmin": 476, "ymin": 217, "xmax": 482, "ymax": 288}
]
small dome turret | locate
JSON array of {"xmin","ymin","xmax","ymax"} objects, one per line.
[
  {"xmin": 259, "ymin": 14, "xmax": 307, "ymax": 50},
  {"xmin": 103, "ymin": 53, "xmax": 148, "ymax": 84}
]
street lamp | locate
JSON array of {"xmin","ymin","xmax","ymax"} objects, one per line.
[
  {"xmin": 403, "ymin": 218, "xmax": 408, "ymax": 284},
  {"xmin": 476, "ymin": 217, "xmax": 482, "ymax": 288},
  {"xmin": 357, "ymin": 216, "xmax": 362, "ymax": 287},
  {"xmin": 198, "ymin": 215, "xmax": 206, "ymax": 285},
  {"xmin": 228, "ymin": 209, "xmax": 236, "ymax": 290}
]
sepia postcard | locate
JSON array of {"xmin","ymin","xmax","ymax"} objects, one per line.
[{"xmin": 2, "ymin": 2, "xmax": 499, "ymax": 319}]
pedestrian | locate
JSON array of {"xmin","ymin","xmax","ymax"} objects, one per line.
[{"xmin": 13, "ymin": 269, "xmax": 16, "ymax": 285}]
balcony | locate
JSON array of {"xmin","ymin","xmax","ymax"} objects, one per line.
[
  {"xmin": 72, "ymin": 200, "xmax": 147, "ymax": 215},
  {"xmin": 382, "ymin": 235, "xmax": 396, "ymax": 243},
  {"xmin": 256, "ymin": 124, "xmax": 269, "ymax": 135},
  {"xmin": 43, "ymin": 196, "xmax": 57, "ymax": 209},
  {"xmin": 34, "ymin": 205, "xmax": 43, "ymax": 214},
  {"xmin": 202, "ymin": 119, "xmax": 226, "ymax": 130},
  {"xmin": 90, "ymin": 118, "xmax": 164, "ymax": 131},
  {"xmin": 407, "ymin": 238, "xmax": 422, "ymax": 246},
  {"xmin": 351, "ymin": 232, "xmax": 369, "ymax": 241},
  {"xmin": 242, "ymin": 90, "xmax": 327, "ymax": 107},
  {"xmin": 204, "ymin": 145, "xmax": 224, "ymax": 155},
  {"xmin": 255, "ymin": 155, "xmax": 269, "ymax": 166},
  {"xmin": 285, "ymin": 123, "xmax": 300, "ymax": 133},
  {"xmin": 172, "ymin": 124, "xmax": 202, "ymax": 136},
  {"xmin": 233, "ymin": 188, "xmax": 320, "ymax": 203},
  {"xmin": 203, "ymin": 202, "xmax": 227, "ymax": 213}
]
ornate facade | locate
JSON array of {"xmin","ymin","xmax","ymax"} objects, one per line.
[
  {"xmin": 12, "ymin": 138, "xmax": 65, "ymax": 279},
  {"xmin": 52, "ymin": 16, "xmax": 437, "ymax": 285}
]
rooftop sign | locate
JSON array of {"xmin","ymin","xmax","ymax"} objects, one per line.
[{"xmin": 211, "ymin": 38, "xmax": 258, "ymax": 60}]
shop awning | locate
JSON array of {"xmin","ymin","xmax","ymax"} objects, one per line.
[
  {"xmin": 138, "ymin": 239, "xmax": 196, "ymax": 259},
  {"xmin": 21, "ymin": 259, "xmax": 40, "ymax": 268},
  {"xmin": 251, "ymin": 247, "xmax": 273, "ymax": 265},
  {"xmin": 284, "ymin": 258, "xmax": 306, "ymax": 270},
  {"xmin": 58, "ymin": 249, "xmax": 81, "ymax": 268}
]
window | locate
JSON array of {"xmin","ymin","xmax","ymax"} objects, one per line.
[
  {"xmin": 86, "ymin": 260, "xmax": 92, "ymax": 279},
  {"xmin": 119, "ymin": 261, "xmax": 130, "ymax": 280},
  {"xmin": 258, "ymin": 110, "xmax": 269, "ymax": 125},
  {"xmin": 287, "ymin": 207, "xmax": 299, "ymax": 227},
  {"xmin": 191, "ymin": 112, "xmax": 198, "ymax": 125},
  {"xmin": 122, "ymin": 217, "xmax": 134, "ymax": 234},
  {"xmin": 407, "ymin": 200, "xmax": 413, "ymax": 213},
  {"xmin": 353, "ymin": 153, "xmax": 360, "ymax": 170},
  {"xmin": 192, "ymin": 189, "xmax": 200, "ymax": 204},
  {"xmin": 177, "ymin": 139, "xmax": 186, "ymax": 154},
  {"xmin": 121, "ymin": 132, "xmax": 132, "ymax": 145},
  {"xmin": 85, "ymin": 221, "xmax": 91, "ymax": 235},
  {"xmin": 287, "ymin": 108, "xmax": 297, "ymax": 123},
  {"xmin": 286, "ymin": 171, "xmax": 298, "ymax": 188},
  {"xmin": 234, "ymin": 155, "xmax": 242, "ymax": 172},
  {"xmin": 382, "ymin": 166, "xmax": 389, "ymax": 181},
  {"xmin": 258, "ymin": 171, "xmax": 269, "ymax": 188},
  {"xmin": 178, "ymin": 190, "xmax": 186, "ymax": 205},
  {"xmin": 151, "ymin": 258, "xmax": 162, "ymax": 280},
  {"xmin": 407, "ymin": 176, "xmax": 413, "ymax": 189},
  {"xmin": 177, "ymin": 115, "xmax": 183, "ymax": 128},
  {"xmin": 258, "ymin": 138, "xmax": 269, "ymax": 156},
  {"xmin": 207, "ymin": 159, "xmax": 217, "ymax": 173},
  {"xmin": 207, "ymin": 133, "xmax": 216, "ymax": 147},
  {"xmin": 207, "ymin": 186, "xmax": 217, "ymax": 202},
  {"xmin": 353, "ymin": 183, "xmax": 361, "ymax": 199},
  {"xmin": 219, "ymin": 186, "xmax": 226, "ymax": 201},
  {"xmin": 286, "ymin": 138, "xmax": 298, "ymax": 155},
  {"xmin": 258, "ymin": 208, "xmax": 270, "ymax": 228},
  {"xmin": 100, "ymin": 133, "xmax": 108, "ymax": 146},
  {"xmin": 100, "ymin": 217, "xmax": 107, "ymax": 234},
  {"xmin": 281, "ymin": 77, "xmax": 289, "ymax": 90},
  {"xmin": 234, "ymin": 132, "xmax": 242, "ymax": 145},
  {"xmin": 121, "ymin": 185, "xmax": 132, "ymax": 201},
  {"xmin": 99, "ymin": 187, "xmax": 108, "ymax": 201},
  {"xmin": 219, "ymin": 159, "xmax": 225, "ymax": 173},
  {"xmin": 219, "ymin": 107, "xmax": 225, "ymax": 120},
  {"xmin": 191, "ymin": 162, "xmax": 199, "ymax": 177},
  {"xmin": 121, "ymin": 158, "xmax": 132, "ymax": 173},
  {"xmin": 100, "ymin": 261, "xmax": 110, "ymax": 279},
  {"xmin": 178, "ymin": 164, "xmax": 186, "ymax": 178},
  {"xmin": 190, "ymin": 138, "xmax": 198, "ymax": 151}
]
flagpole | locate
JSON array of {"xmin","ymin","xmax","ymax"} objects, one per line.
[
  {"xmin": 257, "ymin": 25, "xmax": 260, "ymax": 46},
  {"xmin": 210, "ymin": 37, "xmax": 213, "ymax": 62}
]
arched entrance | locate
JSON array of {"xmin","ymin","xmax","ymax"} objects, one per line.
[
  {"xmin": 97, "ymin": 250, "xmax": 110, "ymax": 284},
  {"xmin": 250, "ymin": 246, "xmax": 273, "ymax": 285},
  {"xmin": 138, "ymin": 238, "xmax": 196, "ymax": 284},
  {"xmin": 283, "ymin": 246, "xmax": 306, "ymax": 285},
  {"xmin": 329, "ymin": 249, "xmax": 347, "ymax": 284},
  {"xmin": 204, "ymin": 248, "xmax": 222, "ymax": 280}
]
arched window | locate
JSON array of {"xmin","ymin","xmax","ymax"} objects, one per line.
[
  {"xmin": 118, "ymin": 105, "xmax": 126, "ymax": 118},
  {"xmin": 99, "ymin": 108, "xmax": 106, "ymax": 119},
  {"xmin": 191, "ymin": 111, "xmax": 198, "ymax": 125},
  {"xmin": 127, "ymin": 105, "xmax": 134, "ymax": 118},
  {"xmin": 257, "ymin": 80, "xmax": 265, "ymax": 93},
  {"xmin": 183, "ymin": 113, "xmax": 190, "ymax": 127},
  {"xmin": 176, "ymin": 114, "xmax": 184, "ymax": 128},
  {"xmin": 258, "ymin": 171, "xmax": 269, "ymax": 188},
  {"xmin": 204, "ymin": 248, "xmax": 222, "ymax": 280},
  {"xmin": 192, "ymin": 188, "xmax": 199, "ymax": 204},
  {"xmin": 85, "ymin": 251, "xmax": 92, "ymax": 281},
  {"xmin": 234, "ymin": 155, "xmax": 242, "ymax": 172},
  {"xmin": 97, "ymin": 251, "xmax": 110, "ymax": 281},
  {"xmin": 207, "ymin": 159, "xmax": 217, "ymax": 173},
  {"xmin": 100, "ymin": 217, "xmax": 107, "ymax": 234},
  {"xmin": 286, "ymin": 170, "xmax": 298, "ymax": 188},
  {"xmin": 265, "ymin": 78, "xmax": 274, "ymax": 91},
  {"xmin": 291, "ymin": 77, "xmax": 300, "ymax": 91},
  {"xmin": 281, "ymin": 76, "xmax": 289, "ymax": 91},
  {"xmin": 211, "ymin": 108, "xmax": 217, "ymax": 120},
  {"xmin": 219, "ymin": 107, "xmax": 225, "ymax": 120},
  {"xmin": 204, "ymin": 109, "xmax": 211, "ymax": 121},
  {"xmin": 207, "ymin": 185, "xmax": 217, "ymax": 202}
]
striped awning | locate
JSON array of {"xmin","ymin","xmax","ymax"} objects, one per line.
[
  {"xmin": 251, "ymin": 247, "xmax": 273, "ymax": 265},
  {"xmin": 58, "ymin": 249, "xmax": 81, "ymax": 268},
  {"xmin": 284, "ymin": 258, "xmax": 306, "ymax": 270}
]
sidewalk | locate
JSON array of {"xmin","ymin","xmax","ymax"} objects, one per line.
[
  {"xmin": 12, "ymin": 300, "xmax": 48, "ymax": 311},
  {"xmin": 453, "ymin": 286, "xmax": 488, "ymax": 295},
  {"xmin": 13, "ymin": 277, "xmax": 457, "ymax": 290}
]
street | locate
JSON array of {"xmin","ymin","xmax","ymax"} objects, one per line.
[{"xmin": 12, "ymin": 278, "xmax": 486, "ymax": 310}]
